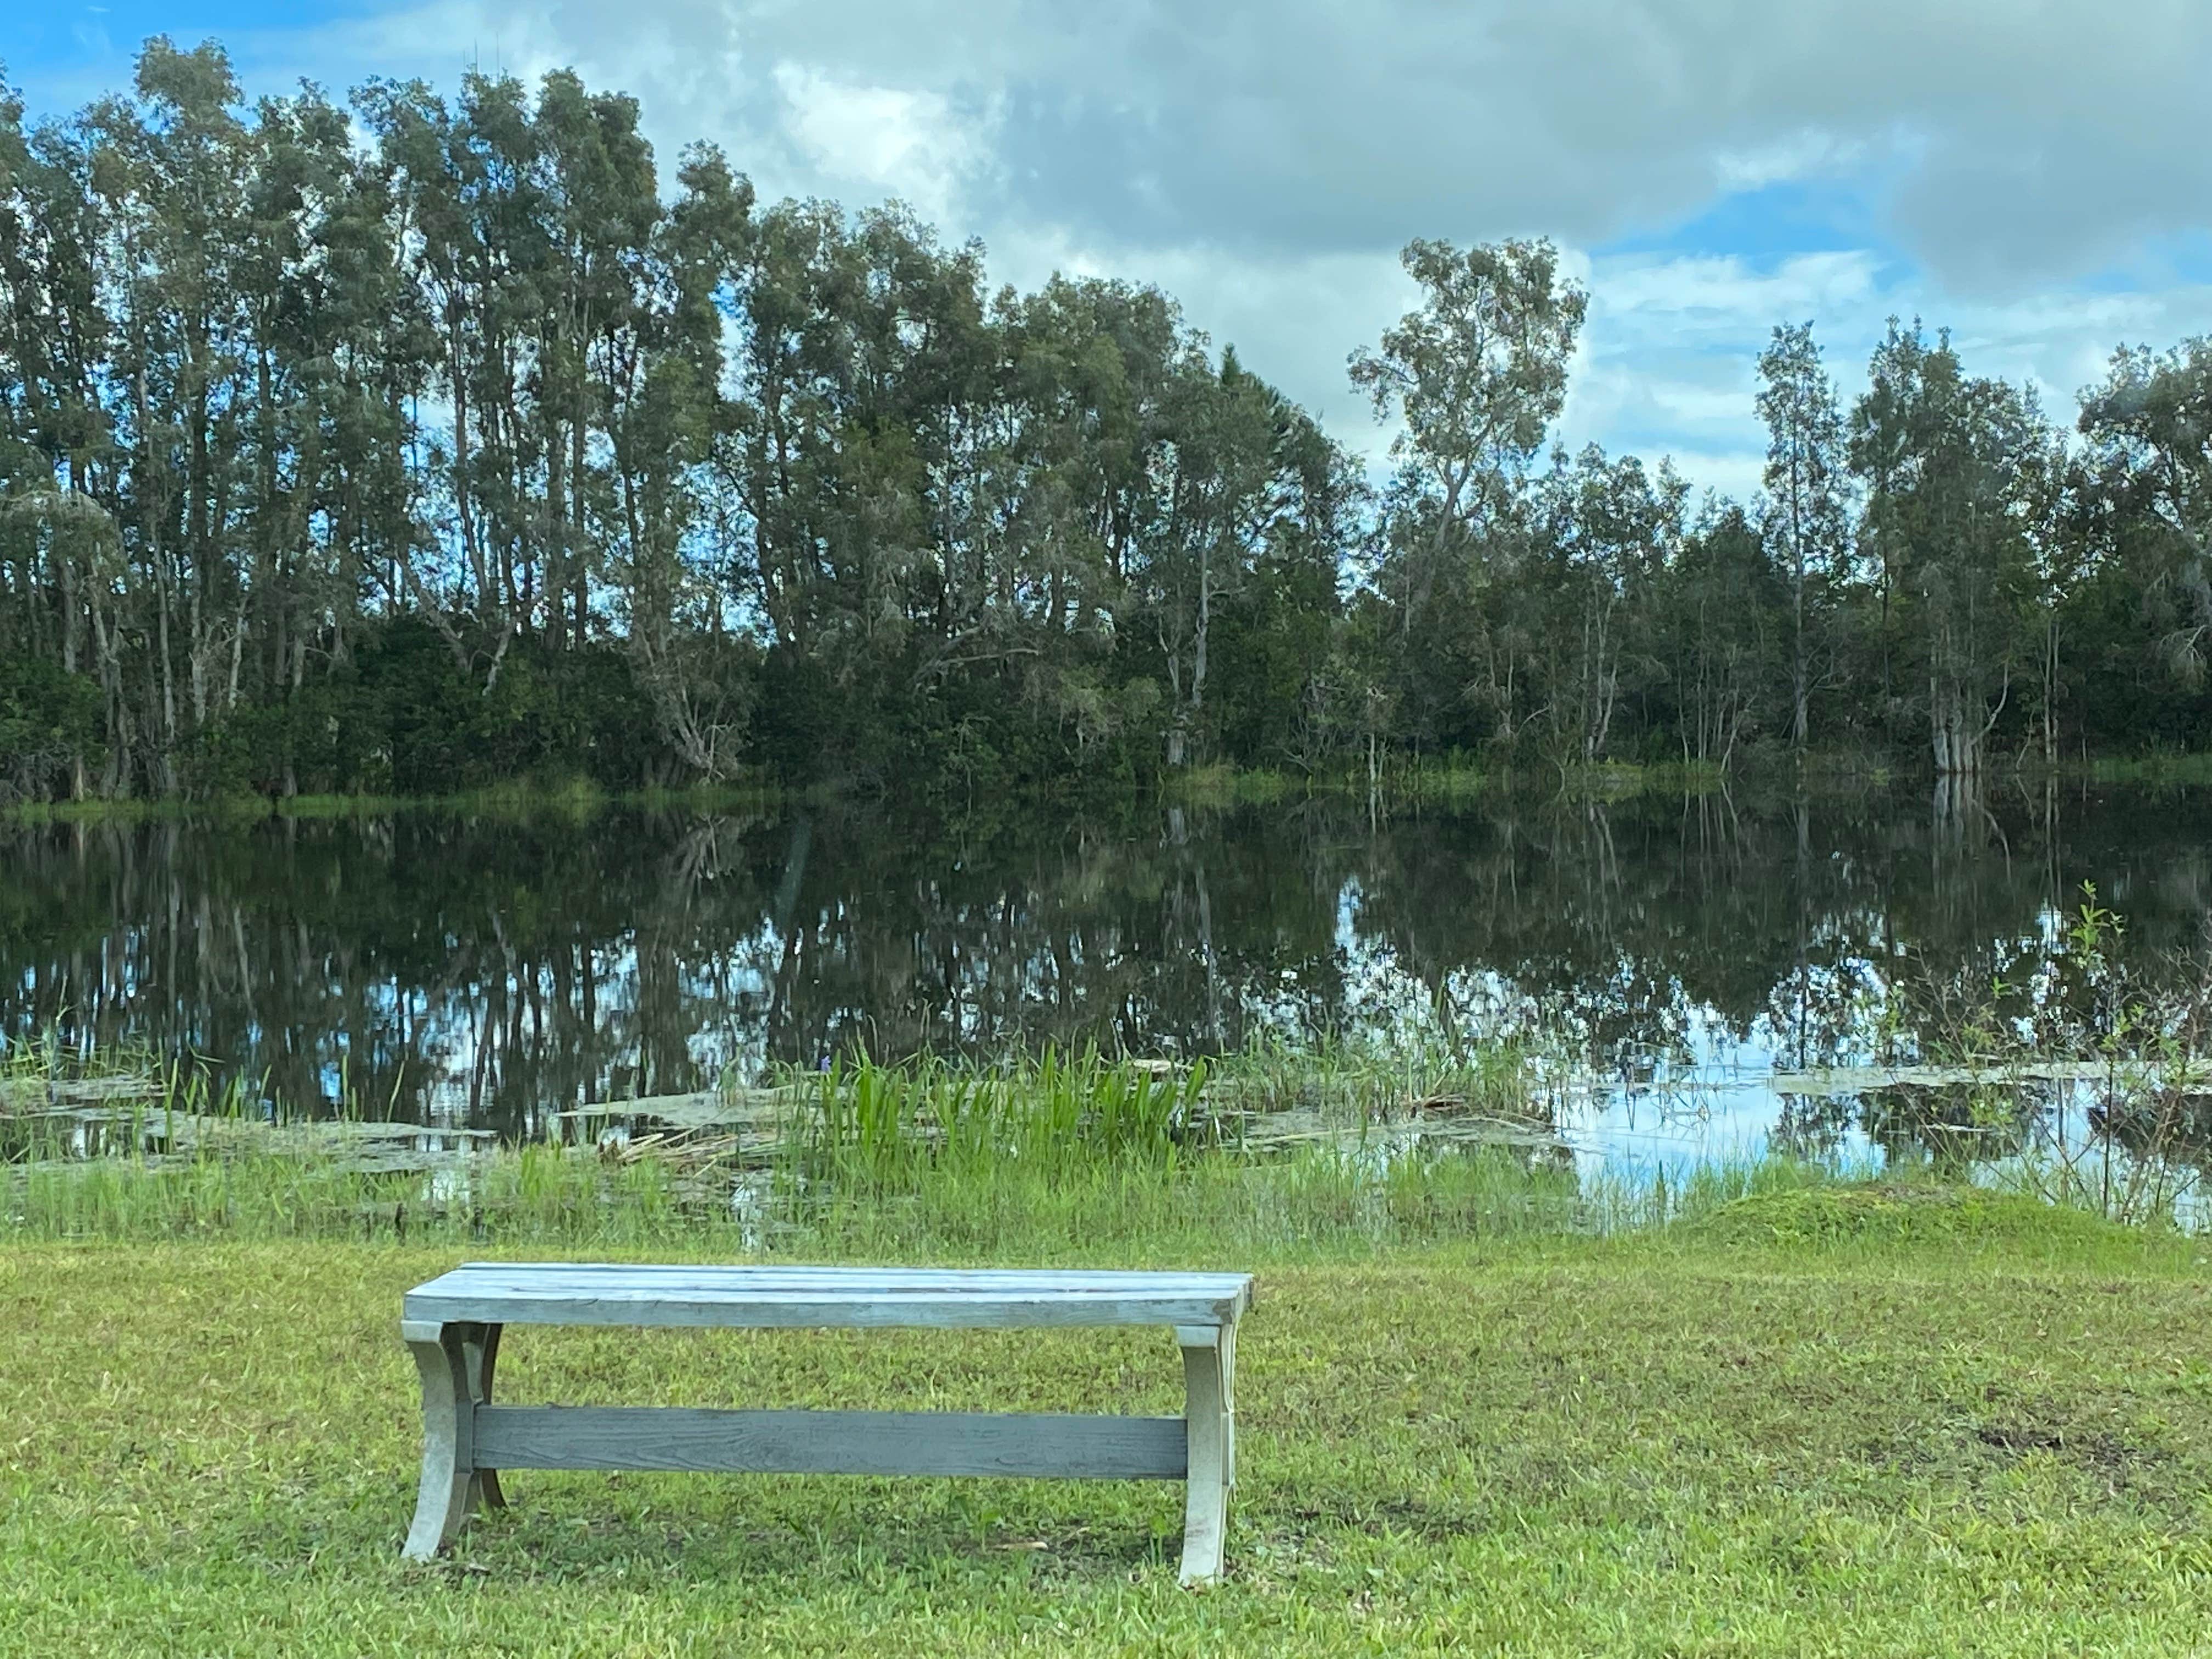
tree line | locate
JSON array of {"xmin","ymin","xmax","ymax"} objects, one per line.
[{"xmin": 2, "ymin": 41, "xmax": 2208, "ymax": 802}]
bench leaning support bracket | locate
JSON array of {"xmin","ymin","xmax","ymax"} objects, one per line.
[
  {"xmin": 402, "ymin": 1319, "xmax": 498, "ymax": 1560},
  {"xmin": 1176, "ymin": 1323, "xmax": 1236, "ymax": 1585},
  {"xmin": 463, "ymin": 1323, "xmax": 506, "ymax": 1511}
]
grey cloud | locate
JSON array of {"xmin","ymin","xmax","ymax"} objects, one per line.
[
  {"xmin": 543, "ymin": 0, "xmax": 2210, "ymax": 289},
  {"xmin": 145, "ymin": 0, "xmax": 2212, "ymax": 494},
  {"xmin": 230, "ymin": 0, "xmax": 2212, "ymax": 287}
]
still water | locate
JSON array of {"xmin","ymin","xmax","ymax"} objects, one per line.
[{"xmin": 4, "ymin": 782, "xmax": 2211, "ymax": 1187}]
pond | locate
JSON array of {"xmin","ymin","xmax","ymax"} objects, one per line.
[{"xmin": 4, "ymin": 780, "xmax": 2211, "ymax": 1199}]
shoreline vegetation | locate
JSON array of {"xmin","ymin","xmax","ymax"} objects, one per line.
[
  {"xmin": 6, "ymin": 745, "xmax": 2212, "ymax": 826},
  {"xmin": 7, "ymin": 1039, "xmax": 2207, "ymax": 1248}
]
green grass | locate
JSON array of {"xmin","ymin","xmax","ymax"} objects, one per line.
[
  {"xmin": 1158, "ymin": 757, "xmax": 1736, "ymax": 806},
  {"xmin": 5, "ymin": 1138, "xmax": 1606, "ymax": 1252},
  {"xmin": 2081, "ymin": 753, "xmax": 2212, "ymax": 787},
  {"xmin": 14, "ymin": 744, "xmax": 2212, "ymax": 825},
  {"xmin": 2, "ymin": 1200, "xmax": 2208, "ymax": 1655},
  {"xmin": 6, "ymin": 1048, "xmax": 2210, "ymax": 1650},
  {"xmin": 0, "ymin": 775, "xmax": 786, "ymax": 825}
]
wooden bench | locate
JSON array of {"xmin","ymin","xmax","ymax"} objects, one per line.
[{"xmin": 400, "ymin": 1263, "xmax": 1255, "ymax": 1583}]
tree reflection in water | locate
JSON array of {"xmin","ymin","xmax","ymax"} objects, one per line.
[{"xmin": 3, "ymin": 785, "xmax": 2209, "ymax": 1159}]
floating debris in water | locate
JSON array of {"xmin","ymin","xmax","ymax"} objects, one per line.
[{"xmin": 1768, "ymin": 1060, "xmax": 2212, "ymax": 1097}]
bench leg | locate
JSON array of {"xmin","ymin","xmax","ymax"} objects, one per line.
[
  {"xmin": 463, "ymin": 1323, "xmax": 506, "ymax": 1511},
  {"xmin": 402, "ymin": 1319, "xmax": 476, "ymax": 1560},
  {"xmin": 1176, "ymin": 1323, "xmax": 1237, "ymax": 1585}
]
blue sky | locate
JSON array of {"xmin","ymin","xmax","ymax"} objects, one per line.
[{"xmin": 10, "ymin": 0, "xmax": 2211, "ymax": 502}]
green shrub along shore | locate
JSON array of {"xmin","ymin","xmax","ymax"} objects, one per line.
[
  {"xmin": 8, "ymin": 744, "xmax": 2212, "ymax": 826},
  {"xmin": 4, "ymin": 1041, "xmax": 2211, "ymax": 1656}
]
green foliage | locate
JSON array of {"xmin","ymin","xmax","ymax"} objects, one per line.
[
  {"xmin": 3, "ymin": 47, "xmax": 2211, "ymax": 809},
  {"xmin": 0, "ymin": 653, "xmax": 102, "ymax": 799}
]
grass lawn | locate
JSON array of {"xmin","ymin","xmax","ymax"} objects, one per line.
[{"xmin": 2, "ymin": 1193, "xmax": 2209, "ymax": 1655}]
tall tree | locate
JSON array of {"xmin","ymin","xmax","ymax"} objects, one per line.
[
  {"xmin": 1350, "ymin": 239, "xmax": 1585, "ymax": 754},
  {"xmin": 1849, "ymin": 321, "xmax": 2040, "ymax": 780},
  {"xmin": 12, "ymin": 37, "xmax": 2212, "ymax": 804},
  {"xmin": 1756, "ymin": 321, "xmax": 1849, "ymax": 752},
  {"xmin": 1530, "ymin": 444, "xmax": 1686, "ymax": 766},
  {"xmin": 2078, "ymin": 340, "xmax": 2212, "ymax": 690}
]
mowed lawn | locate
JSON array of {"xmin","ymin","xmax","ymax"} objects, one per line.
[{"xmin": 2, "ymin": 1209, "xmax": 2209, "ymax": 1655}]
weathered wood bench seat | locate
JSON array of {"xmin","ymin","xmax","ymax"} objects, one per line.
[{"xmin": 400, "ymin": 1263, "xmax": 1255, "ymax": 1582}]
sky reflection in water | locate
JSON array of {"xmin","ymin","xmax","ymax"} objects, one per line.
[{"xmin": 4, "ymin": 783, "xmax": 2210, "ymax": 1201}]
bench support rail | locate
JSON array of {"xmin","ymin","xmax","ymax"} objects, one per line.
[{"xmin": 473, "ymin": 1405, "xmax": 1188, "ymax": 1479}]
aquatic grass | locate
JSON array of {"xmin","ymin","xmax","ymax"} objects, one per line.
[
  {"xmin": 1, "ymin": 1111, "xmax": 1893, "ymax": 1256},
  {"xmin": 1381, "ymin": 757, "xmax": 1734, "ymax": 801},
  {"xmin": 1159, "ymin": 762, "xmax": 1299, "ymax": 806},
  {"xmin": 2080, "ymin": 751, "xmax": 2212, "ymax": 787},
  {"xmin": 790, "ymin": 1049, "xmax": 1207, "ymax": 1184},
  {"xmin": 0, "ymin": 775, "xmax": 786, "ymax": 827},
  {"xmin": 0, "ymin": 1115, "xmax": 1659, "ymax": 1254},
  {"xmin": 12, "ymin": 1033, "xmax": 2209, "ymax": 1251}
]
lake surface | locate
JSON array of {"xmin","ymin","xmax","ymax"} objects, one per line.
[{"xmin": 5, "ymin": 782, "xmax": 2211, "ymax": 1190}]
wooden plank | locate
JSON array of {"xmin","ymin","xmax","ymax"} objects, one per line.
[
  {"xmin": 411, "ymin": 1269, "xmax": 1252, "ymax": 1299},
  {"xmin": 405, "ymin": 1263, "xmax": 1254, "ymax": 1330},
  {"xmin": 471, "ymin": 1406, "xmax": 1189, "ymax": 1480},
  {"xmin": 0, "ymin": 1076, "xmax": 160, "ymax": 1110},
  {"xmin": 444, "ymin": 1274, "xmax": 1265, "ymax": 1300},
  {"xmin": 413, "ymin": 1287, "xmax": 1246, "ymax": 1330},
  {"xmin": 401, "ymin": 1323, "xmax": 475, "ymax": 1560}
]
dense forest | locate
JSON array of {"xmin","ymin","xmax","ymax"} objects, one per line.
[{"xmin": 2, "ymin": 40, "xmax": 2209, "ymax": 803}]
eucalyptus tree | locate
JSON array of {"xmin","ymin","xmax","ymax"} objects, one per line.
[
  {"xmin": 2014, "ymin": 425, "xmax": 2089, "ymax": 768},
  {"xmin": 1849, "ymin": 321, "xmax": 2041, "ymax": 778},
  {"xmin": 294, "ymin": 91, "xmax": 430, "ymax": 672},
  {"xmin": 2078, "ymin": 340, "xmax": 2212, "ymax": 693},
  {"xmin": 1528, "ymin": 444, "xmax": 1687, "ymax": 765},
  {"xmin": 1134, "ymin": 346, "xmax": 1285, "ymax": 767},
  {"xmin": 15, "ymin": 35, "xmax": 2212, "ymax": 803},
  {"xmin": 620, "ymin": 143, "xmax": 756, "ymax": 779},
  {"xmin": 1659, "ymin": 501, "xmax": 1786, "ymax": 769},
  {"xmin": 1756, "ymin": 321, "xmax": 1850, "ymax": 751},
  {"xmin": 1350, "ymin": 238, "xmax": 1587, "ymax": 752},
  {"xmin": 1350, "ymin": 239, "xmax": 1586, "ymax": 607},
  {"xmin": 985, "ymin": 275, "xmax": 1180, "ymax": 763},
  {"xmin": 357, "ymin": 69, "xmax": 561, "ymax": 687},
  {"xmin": 0, "ymin": 77, "xmax": 131, "ymax": 795},
  {"xmin": 78, "ymin": 39, "xmax": 269, "ymax": 785}
]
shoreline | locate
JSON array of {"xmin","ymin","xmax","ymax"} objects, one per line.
[{"xmin": 7, "ymin": 748, "xmax": 2212, "ymax": 826}]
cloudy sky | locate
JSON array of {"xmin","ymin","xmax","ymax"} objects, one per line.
[{"xmin": 10, "ymin": 1, "xmax": 2211, "ymax": 499}]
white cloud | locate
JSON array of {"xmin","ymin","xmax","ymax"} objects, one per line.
[
  {"xmin": 770, "ymin": 65, "xmax": 998, "ymax": 223},
  {"xmin": 1712, "ymin": 132, "xmax": 1871, "ymax": 194},
  {"xmin": 1559, "ymin": 248, "xmax": 2212, "ymax": 497},
  {"xmin": 18, "ymin": 0, "xmax": 2212, "ymax": 499}
]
